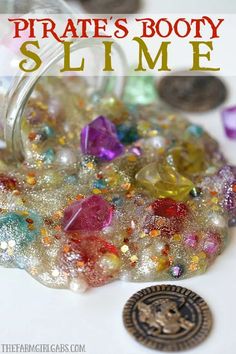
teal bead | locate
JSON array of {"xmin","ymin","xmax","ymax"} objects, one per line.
[
  {"xmin": 186, "ymin": 125, "xmax": 204, "ymax": 138},
  {"xmin": 123, "ymin": 76, "xmax": 158, "ymax": 105},
  {"xmin": 0, "ymin": 211, "xmax": 42, "ymax": 247},
  {"xmin": 112, "ymin": 196, "xmax": 123, "ymax": 207},
  {"xmin": 42, "ymin": 125, "xmax": 55, "ymax": 138},
  {"xmin": 42, "ymin": 148, "xmax": 55, "ymax": 164},
  {"xmin": 65, "ymin": 174, "xmax": 78, "ymax": 185},
  {"xmin": 93, "ymin": 179, "xmax": 107, "ymax": 190},
  {"xmin": 116, "ymin": 124, "xmax": 139, "ymax": 144}
]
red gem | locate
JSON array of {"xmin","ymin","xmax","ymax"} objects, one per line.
[
  {"xmin": 0, "ymin": 174, "xmax": 19, "ymax": 192},
  {"xmin": 62, "ymin": 195, "xmax": 113, "ymax": 232},
  {"xmin": 151, "ymin": 198, "xmax": 188, "ymax": 218}
]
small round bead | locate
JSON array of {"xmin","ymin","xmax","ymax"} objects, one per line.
[
  {"xmin": 69, "ymin": 278, "xmax": 88, "ymax": 293},
  {"xmin": 56, "ymin": 148, "xmax": 77, "ymax": 166}
]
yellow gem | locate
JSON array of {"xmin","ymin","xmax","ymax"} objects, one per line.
[
  {"xmin": 167, "ymin": 142, "xmax": 207, "ymax": 177},
  {"xmin": 136, "ymin": 161, "xmax": 194, "ymax": 201}
]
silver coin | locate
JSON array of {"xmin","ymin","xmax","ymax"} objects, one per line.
[{"xmin": 158, "ymin": 72, "xmax": 227, "ymax": 112}]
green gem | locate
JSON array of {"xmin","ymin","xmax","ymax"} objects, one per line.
[
  {"xmin": 189, "ymin": 187, "xmax": 202, "ymax": 198},
  {"xmin": 123, "ymin": 76, "xmax": 158, "ymax": 105}
]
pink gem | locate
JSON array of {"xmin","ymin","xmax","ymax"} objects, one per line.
[
  {"xmin": 63, "ymin": 195, "xmax": 113, "ymax": 232},
  {"xmin": 202, "ymin": 233, "xmax": 221, "ymax": 256},
  {"xmin": 184, "ymin": 233, "xmax": 198, "ymax": 248}
]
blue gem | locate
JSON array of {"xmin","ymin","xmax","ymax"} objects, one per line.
[
  {"xmin": 42, "ymin": 148, "xmax": 55, "ymax": 164},
  {"xmin": 116, "ymin": 124, "xmax": 139, "ymax": 144},
  {"xmin": 186, "ymin": 125, "xmax": 204, "ymax": 138}
]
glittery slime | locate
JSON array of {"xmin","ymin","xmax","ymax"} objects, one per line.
[{"xmin": 0, "ymin": 76, "xmax": 234, "ymax": 293}]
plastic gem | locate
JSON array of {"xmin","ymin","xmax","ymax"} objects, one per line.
[
  {"xmin": 222, "ymin": 106, "xmax": 236, "ymax": 139},
  {"xmin": 80, "ymin": 116, "xmax": 124, "ymax": 161},
  {"xmin": 63, "ymin": 195, "xmax": 113, "ymax": 232},
  {"xmin": 136, "ymin": 161, "xmax": 194, "ymax": 201}
]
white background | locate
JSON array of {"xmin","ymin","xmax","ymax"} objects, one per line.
[{"xmin": 1, "ymin": 1, "xmax": 236, "ymax": 354}]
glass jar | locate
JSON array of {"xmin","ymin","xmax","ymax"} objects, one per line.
[{"xmin": 0, "ymin": 0, "xmax": 126, "ymax": 161}]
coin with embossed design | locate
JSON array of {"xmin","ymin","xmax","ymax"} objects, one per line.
[
  {"xmin": 123, "ymin": 284, "xmax": 212, "ymax": 351},
  {"xmin": 158, "ymin": 72, "xmax": 227, "ymax": 112},
  {"xmin": 80, "ymin": 0, "xmax": 140, "ymax": 14}
]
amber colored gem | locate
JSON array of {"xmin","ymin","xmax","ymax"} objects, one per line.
[
  {"xmin": 149, "ymin": 229, "xmax": 160, "ymax": 237},
  {"xmin": 161, "ymin": 244, "xmax": 170, "ymax": 256},
  {"xmin": 26, "ymin": 175, "xmax": 37, "ymax": 186},
  {"xmin": 155, "ymin": 257, "xmax": 170, "ymax": 272}
]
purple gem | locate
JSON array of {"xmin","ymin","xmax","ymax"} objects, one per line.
[
  {"xmin": 170, "ymin": 265, "xmax": 184, "ymax": 278},
  {"xmin": 222, "ymin": 106, "xmax": 236, "ymax": 139},
  {"xmin": 202, "ymin": 233, "xmax": 221, "ymax": 256},
  {"xmin": 80, "ymin": 116, "xmax": 124, "ymax": 161},
  {"xmin": 184, "ymin": 233, "xmax": 198, "ymax": 249}
]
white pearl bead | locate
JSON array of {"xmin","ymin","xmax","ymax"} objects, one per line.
[
  {"xmin": 210, "ymin": 213, "xmax": 227, "ymax": 228},
  {"xmin": 69, "ymin": 278, "xmax": 88, "ymax": 293},
  {"xmin": 56, "ymin": 148, "xmax": 77, "ymax": 165},
  {"xmin": 144, "ymin": 136, "xmax": 166, "ymax": 149}
]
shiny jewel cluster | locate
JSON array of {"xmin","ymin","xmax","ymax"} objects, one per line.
[{"xmin": 0, "ymin": 78, "xmax": 234, "ymax": 292}]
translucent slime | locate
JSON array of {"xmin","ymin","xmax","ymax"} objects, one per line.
[{"xmin": 0, "ymin": 77, "xmax": 234, "ymax": 293}]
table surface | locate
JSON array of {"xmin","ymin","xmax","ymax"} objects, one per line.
[{"xmin": 1, "ymin": 1, "xmax": 236, "ymax": 354}]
